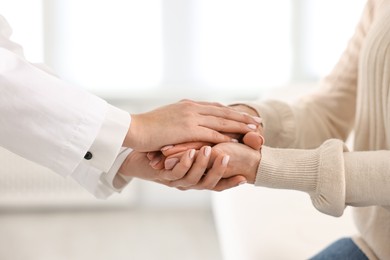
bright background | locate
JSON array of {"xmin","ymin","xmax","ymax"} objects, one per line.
[
  {"xmin": 3, "ymin": 0, "xmax": 365, "ymax": 99},
  {"xmin": 0, "ymin": 1, "xmax": 366, "ymax": 259}
]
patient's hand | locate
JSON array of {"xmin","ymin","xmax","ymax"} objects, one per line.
[
  {"xmin": 119, "ymin": 146, "xmax": 246, "ymax": 191},
  {"xmin": 158, "ymin": 142, "xmax": 261, "ymax": 190},
  {"xmin": 142, "ymin": 103, "xmax": 263, "ymax": 190},
  {"xmin": 211, "ymin": 142, "xmax": 261, "ymax": 184},
  {"xmin": 159, "ymin": 131, "xmax": 264, "ymax": 159}
]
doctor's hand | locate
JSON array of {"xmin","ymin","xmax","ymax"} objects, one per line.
[
  {"xmin": 118, "ymin": 146, "xmax": 247, "ymax": 191},
  {"xmin": 155, "ymin": 104, "xmax": 264, "ymax": 157},
  {"xmin": 123, "ymin": 100, "xmax": 262, "ymax": 152}
]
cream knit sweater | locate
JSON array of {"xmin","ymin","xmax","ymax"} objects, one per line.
[{"xmin": 243, "ymin": 0, "xmax": 390, "ymax": 258}]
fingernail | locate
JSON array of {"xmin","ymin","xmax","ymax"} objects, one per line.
[
  {"xmin": 161, "ymin": 145, "xmax": 174, "ymax": 151},
  {"xmin": 204, "ymin": 146, "xmax": 211, "ymax": 157},
  {"xmin": 247, "ymin": 124, "xmax": 257, "ymax": 130},
  {"xmin": 165, "ymin": 158, "xmax": 179, "ymax": 170},
  {"xmin": 253, "ymin": 116, "xmax": 263, "ymax": 124},
  {"xmin": 231, "ymin": 139, "xmax": 239, "ymax": 143},
  {"xmin": 189, "ymin": 149, "xmax": 196, "ymax": 159},
  {"xmin": 149, "ymin": 157, "xmax": 162, "ymax": 167},
  {"xmin": 239, "ymin": 180, "xmax": 247, "ymax": 186},
  {"xmin": 222, "ymin": 155, "xmax": 230, "ymax": 166},
  {"xmin": 259, "ymin": 135, "xmax": 265, "ymax": 146},
  {"xmin": 147, "ymin": 152, "xmax": 156, "ymax": 161}
]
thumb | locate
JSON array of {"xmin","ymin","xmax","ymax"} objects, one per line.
[{"xmin": 242, "ymin": 132, "xmax": 264, "ymax": 150}]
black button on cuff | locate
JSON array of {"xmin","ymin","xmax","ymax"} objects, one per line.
[{"xmin": 84, "ymin": 151, "xmax": 93, "ymax": 160}]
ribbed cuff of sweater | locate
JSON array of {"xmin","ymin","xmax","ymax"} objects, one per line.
[
  {"xmin": 256, "ymin": 146, "xmax": 318, "ymax": 193},
  {"xmin": 256, "ymin": 139, "xmax": 347, "ymax": 217}
]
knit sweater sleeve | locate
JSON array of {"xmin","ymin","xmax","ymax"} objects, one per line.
[
  {"xmin": 240, "ymin": 0, "xmax": 378, "ymax": 217},
  {"xmin": 257, "ymin": 142, "xmax": 390, "ymax": 217},
  {"xmin": 257, "ymin": 140, "xmax": 347, "ymax": 217}
]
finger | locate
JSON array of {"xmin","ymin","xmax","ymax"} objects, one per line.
[
  {"xmin": 180, "ymin": 99, "xmax": 225, "ymax": 107},
  {"xmin": 161, "ymin": 142, "xmax": 211, "ymax": 157},
  {"xmin": 194, "ymin": 128, "xmax": 241, "ymax": 144},
  {"xmin": 151, "ymin": 156, "xmax": 166, "ymax": 170},
  {"xmin": 160, "ymin": 145, "xmax": 174, "ymax": 154},
  {"xmin": 147, "ymin": 151, "xmax": 159, "ymax": 161},
  {"xmin": 149, "ymin": 153, "xmax": 164, "ymax": 169},
  {"xmin": 195, "ymin": 154, "xmax": 230, "ymax": 190},
  {"xmin": 164, "ymin": 151, "xmax": 185, "ymax": 169},
  {"xmin": 199, "ymin": 116, "xmax": 258, "ymax": 134},
  {"xmin": 222, "ymin": 132, "xmax": 242, "ymax": 139},
  {"xmin": 162, "ymin": 149, "xmax": 196, "ymax": 181},
  {"xmin": 229, "ymin": 104, "xmax": 260, "ymax": 118},
  {"xmin": 197, "ymin": 105, "xmax": 262, "ymax": 125},
  {"xmin": 213, "ymin": 175, "xmax": 247, "ymax": 192},
  {"xmin": 169, "ymin": 146, "xmax": 212, "ymax": 187},
  {"xmin": 242, "ymin": 132, "xmax": 265, "ymax": 150}
]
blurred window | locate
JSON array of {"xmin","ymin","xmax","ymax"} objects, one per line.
[{"xmin": 1, "ymin": 0, "xmax": 366, "ymax": 99}]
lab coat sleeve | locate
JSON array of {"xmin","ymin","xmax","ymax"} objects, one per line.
[
  {"xmin": 0, "ymin": 15, "xmax": 132, "ymax": 198},
  {"xmin": 71, "ymin": 147, "xmax": 133, "ymax": 199},
  {"xmin": 69, "ymin": 105, "xmax": 133, "ymax": 198}
]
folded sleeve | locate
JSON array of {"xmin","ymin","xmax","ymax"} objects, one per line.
[
  {"xmin": 256, "ymin": 140, "xmax": 347, "ymax": 217},
  {"xmin": 71, "ymin": 148, "xmax": 133, "ymax": 199},
  {"xmin": 257, "ymin": 139, "xmax": 390, "ymax": 217},
  {"xmin": 82, "ymin": 104, "xmax": 131, "ymax": 173},
  {"xmin": 70, "ymin": 106, "xmax": 133, "ymax": 198}
]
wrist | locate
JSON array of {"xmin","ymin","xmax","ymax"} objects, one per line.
[
  {"xmin": 246, "ymin": 151, "xmax": 261, "ymax": 184},
  {"xmin": 118, "ymin": 150, "xmax": 137, "ymax": 177},
  {"xmin": 123, "ymin": 114, "xmax": 143, "ymax": 150}
]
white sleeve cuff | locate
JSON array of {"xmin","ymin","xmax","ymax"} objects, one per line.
[
  {"xmin": 84, "ymin": 104, "xmax": 131, "ymax": 172},
  {"xmin": 71, "ymin": 147, "xmax": 133, "ymax": 199},
  {"xmin": 101, "ymin": 147, "xmax": 133, "ymax": 191}
]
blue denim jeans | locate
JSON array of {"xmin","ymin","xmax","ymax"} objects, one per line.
[{"xmin": 309, "ymin": 238, "xmax": 368, "ymax": 260}]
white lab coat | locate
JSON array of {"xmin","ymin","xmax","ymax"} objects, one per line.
[{"xmin": 0, "ymin": 15, "xmax": 132, "ymax": 198}]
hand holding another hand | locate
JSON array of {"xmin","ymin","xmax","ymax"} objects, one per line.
[
  {"xmin": 157, "ymin": 142, "xmax": 261, "ymax": 189},
  {"xmin": 122, "ymin": 100, "xmax": 262, "ymax": 152},
  {"xmin": 145, "ymin": 103, "xmax": 264, "ymax": 191},
  {"xmin": 123, "ymin": 101, "xmax": 263, "ymax": 192},
  {"xmin": 119, "ymin": 146, "xmax": 247, "ymax": 191}
]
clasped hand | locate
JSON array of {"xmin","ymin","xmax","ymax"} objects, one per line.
[{"xmin": 119, "ymin": 101, "xmax": 264, "ymax": 191}]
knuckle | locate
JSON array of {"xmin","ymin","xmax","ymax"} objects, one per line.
[
  {"xmin": 217, "ymin": 117, "xmax": 228, "ymax": 127},
  {"xmin": 166, "ymin": 177, "xmax": 176, "ymax": 182},
  {"xmin": 169, "ymin": 173, "xmax": 182, "ymax": 181},
  {"xmin": 178, "ymin": 179, "xmax": 196, "ymax": 188},
  {"xmin": 196, "ymin": 151, "xmax": 209, "ymax": 165},
  {"xmin": 162, "ymin": 171, "xmax": 180, "ymax": 181},
  {"xmin": 213, "ymin": 147, "xmax": 223, "ymax": 157},
  {"xmin": 186, "ymin": 178, "xmax": 198, "ymax": 187},
  {"xmin": 204, "ymin": 183, "xmax": 216, "ymax": 190},
  {"xmin": 223, "ymin": 109, "xmax": 232, "ymax": 117},
  {"xmin": 165, "ymin": 181, "xmax": 176, "ymax": 188},
  {"xmin": 241, "ymin": 113, "xmax": 252, "ymax": 122},
  {"xmin": 210, "ymin": 130, "xmax": 221, "ymax": 141},
  {"xmin": 182, "ymin": 159, "xmax": 193, "ymax": 169},
  {"xmin": 181, "ymin": 100, "xmax": 195, "ymax": 109}
]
